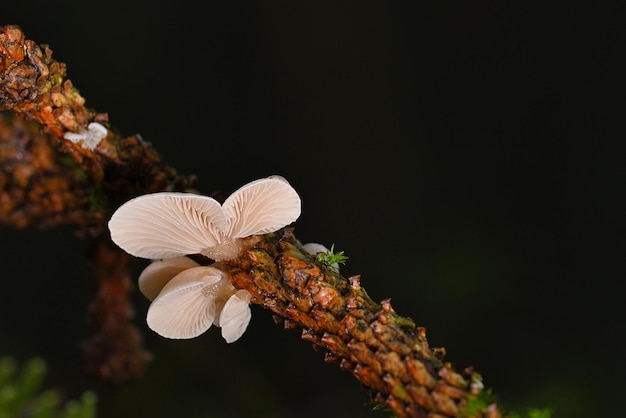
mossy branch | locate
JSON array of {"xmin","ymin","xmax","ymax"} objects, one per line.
[{"xmin": 0, "ymin": 24, "xmax": 531, "ymax": 417}]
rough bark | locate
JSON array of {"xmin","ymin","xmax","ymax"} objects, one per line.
[{"xmin": 0, "ymin": 24, "xmax": 196, "ymax": 236}]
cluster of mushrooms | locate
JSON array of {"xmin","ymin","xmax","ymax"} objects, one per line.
[{"xmin": 108, "ymin": 175, "xmax": 325, "ymax": 343}]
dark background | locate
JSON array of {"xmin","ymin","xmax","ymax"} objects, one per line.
[{"xmin": 2, "ymin": 2, "xmax": 622, "ymax": 417}]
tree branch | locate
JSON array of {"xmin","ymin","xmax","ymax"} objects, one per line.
[{"xmin": 1, "ymin": 24, "xmax": 505, "ymax": 417}]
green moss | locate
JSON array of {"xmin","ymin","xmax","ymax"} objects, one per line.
[
  {"xmin": 459, "ymin": 388, "xmax": 495, "ymax": 418},
  {"xmin": 459, "ymin": 384, "xmax": 553, "ymax": 418},
  {"xmin": 317, "ymin": 244, "xmax": 349, "ymax": 268}
]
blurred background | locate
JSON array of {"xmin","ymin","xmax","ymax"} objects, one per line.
[{"xmin": 2, "ymin": 1, "xmax": 621, "ymax": 417}]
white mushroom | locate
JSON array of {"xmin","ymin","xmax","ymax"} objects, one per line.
[
  {"xmin": 145, "ymin": 264, "xmax": 252, "ymax": 341},
  {"xmin": 108, "ymin": 176, "xmax": 300, "ymax": 342},
  {"xmin": 108, "ymin": 176, "xmax": 301, "ymax": 261},
  {"xmin": 146, "ymin": 266, "xmax": 225, "ymax": 339},
  {"xmin": 217, "ymin": 290, "xmax": 253, "ymax": 343},
  {"xmin": 138, "ymin": 256, "xmax": 200, "ymax": 301},
  {"xmin": 302, "ymin": 242, "xmax": 329, "ymax": 255},
  {"xmin": 63, "ymin": 122, "xmax": 108, "ymax": 151}
]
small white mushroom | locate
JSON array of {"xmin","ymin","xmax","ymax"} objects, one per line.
[
  {"xmin": 63, "ymin": 122, "xmax": 108, "ymax": 151},
  {"xmin": 217, "ymin": 290, "xmax": 252, "ymax": 343},
  {"xmin": 139, "ymin": 257, "xmax": 252, "ymax": 343},
  {"xmin": 142, "ymin": 262, "xmax": 253, "ymax": 342},
  {"xmin": 138, "ymin": 257, "xmax": 200, "ymax": 301},
  {"xmin": 146, "ymin": 266, "xmax": 226, "ymax": 339},
  {"xmin": 302, "ymin": 242, "xmax": 329, "ymax": 255},
  {"xmin": 108, "ymin": 176, "xmax": 301, "ymax": 261}
]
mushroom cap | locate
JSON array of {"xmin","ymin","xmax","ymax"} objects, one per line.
[
  {"xmin": 217, "ymin": 289, "xmax": 252, "ymax": 343},
  {"xmin": 108, "ymin": 193, "xmax": 227, "ymax": 259},
  {"xmin": 138, "ymin": 257, "xmax": 200, "ymax": 301},
  {"xmin": 302, "ymin": 242, "xmax": 329, "ymax": 255},
  {"xmin": 108, "ymin": 176, "xmax": 302, "ymax": 261},
  {"xmin": 146, "ymin": 266, "xmax": 226, "ymax": 339},
  {"xmin": 223, "ymin": 176, "xmax": 301, "ymax": 238}
]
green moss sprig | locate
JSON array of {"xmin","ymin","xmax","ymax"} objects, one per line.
[{"xmin": 317, "ymin": 243, "xmax": 349, "ymax": 269}]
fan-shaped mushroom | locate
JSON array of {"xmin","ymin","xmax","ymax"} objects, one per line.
[
  {"xmin": 109, "ymin": 175, "xmax": 301, "ymax": 261},
  {"xmin": 108, "ymin": 176, "xmax": 301, "ymax": 342}
]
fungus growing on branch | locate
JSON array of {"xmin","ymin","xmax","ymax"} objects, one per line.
[
  {"xmin": 108, "ymin": 175, "xmax": 301, "ymax": 261},
  {"xmin": 108, "ymin": 176, "xmax": 302, "ymax": 342}
]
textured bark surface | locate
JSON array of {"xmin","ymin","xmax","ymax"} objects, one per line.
[
  {"xmin": 1, "ymin": 24, "xmax": 505, "ymax": 416},
  {"xmin": 0, "ymin": 25, "xmax": 196, "ymax": 235},
  {"xmin": 217, "ymin": 230, "xmax": 502, "ymax": 418}
]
